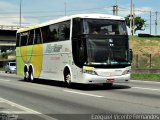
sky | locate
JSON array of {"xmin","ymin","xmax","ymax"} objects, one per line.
[{"xmin": 0, "ymin": 0, "xmax": 160, "ymax": 35}]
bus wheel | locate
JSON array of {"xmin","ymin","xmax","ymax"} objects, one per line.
[
  {"xmin": 103, "ymin": 83, "xmax": 113, "ymax": 88},
  {"xmin": 24, "ymin": 65, "xmax": 29, "ymax": 81},
  {"xmin": 64, "ymin": 72, "xmax": 72, "ymax": 87},
  {"xmin": 29, "ymin": 72, "xmax": 34, "ymax": 82},
  {"xmin": 28, "ymin": 67, "xmax": 34, "ymax": 82},
  {"xmin": 24, "ymin": 71, "xmax": 29, "ymax": 81}
]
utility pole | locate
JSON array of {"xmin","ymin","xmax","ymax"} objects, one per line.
[
  {"xmin": 133, "ymin": 4, "xmax": 135, "ymax": 34},
  {"xmin": 113, "ymin": 0, "xmax": 118, "ymax": 16},
  {"xmin": 116, "ymin": 5, "xmax": 118, "ymax": 15},
  {"xmin": 150, "ymin": 10, "xmax": 152, "ymax": 35},
  {"xmin": 155, "ymin": 11, "xmax": 158, "ymax": 35},
  {"xmin": 20, "ymin": 0, "xmax": 22, "ymax": 27},
  {"xmin": 113, "ymin": 5, "xmax": 118, "ymax": 15},
  {"xmin": 113, "ymin": 5, "xmax": 115, "ymax": 15},
  {"xmin": 64, "ymin": 0, "xmax": 67, "ymax": 16},
  {"xmin": 130, "ymin": 0, "xmax": 134, "ymax": 36}
]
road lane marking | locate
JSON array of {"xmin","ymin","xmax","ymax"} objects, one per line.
[
  {"xmin": 0, "ymin": 79, "xmax": 11, "ymax": 82},
  {"xmin": 64, "ymin": 90, "xmax": 104, "ymax": 98},
  {"xmin": 0, "ymin": 97, "xmax": 57, "ymax": 120},
  {"xmin": 132, "ymin": 87, "xmax": 160, "ymax": 92},
  {"xmin": 131, "ymin": 80, "xmax": 160, "ymax": 84}
]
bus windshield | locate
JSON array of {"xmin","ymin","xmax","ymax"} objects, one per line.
[
  {"xmin": 72, "ymin": 18, "xmax": 130, "ymax": 67},
  {"xmin": 86, "ymin": 36, "xmax": 130, "ymax": 66},
  {"xmin": 85, "ymin": 19, "xmax": 130, "ymax": 66}
]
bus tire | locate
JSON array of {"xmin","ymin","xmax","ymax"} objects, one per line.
[
  {"xmin": 64, "ymin": 68, "xmax": 72, "ymax": 87},
  {"xmin": 29, "ymin": 71, "xmax": 34, "ymax": 82},
  {"xmin": 28, "ymin": 66, "xmax": 34, "ymax": 82},
  {"xmin": 24, "ymin": 65, "xmax": 29, "ymax": 81},
  {"xmin": 24, "ymin": 72, "xmax": 29, "ymax": 81}
]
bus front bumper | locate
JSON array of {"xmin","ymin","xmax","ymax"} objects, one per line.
[{"xmin": 82, "ymin": 73, "xmax": 130, "ymax": 84}]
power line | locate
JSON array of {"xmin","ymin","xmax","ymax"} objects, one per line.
[
  {"xmin": 0, "ymin": 5, "xmax": 112, "ymax": 14},
  {"xmin": 0, "ymin": 15, "xmax": 63, "ymax": 19},
  {"xmin": 0, "ymin": 6, "xmax": 114, "ymax": 19},
  {"xmin": 0, "ymin": 3, "xmax": 159, "ymax": 35}
]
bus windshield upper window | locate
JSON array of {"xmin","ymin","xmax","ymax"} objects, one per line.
[{"xmin": 86, "ymin": 19, "xmax": 127, "ymax": 35}]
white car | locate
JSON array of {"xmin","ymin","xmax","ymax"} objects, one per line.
[{"xmin": 4, "ymin": 62, "xmax": 16, "ymax": 73}]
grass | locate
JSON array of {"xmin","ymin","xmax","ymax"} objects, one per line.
[
  {"xmin": 0, "ymin": 67, "xmax": 4, "ymax": 71},
  {"xmin": 131, "ymin": 73, "xmax": 160, "ymax": 81},
  {"xmin": 129, "ymin": 36, "xmax": 160, "ymax": 55},
  {"xmin": 130, "ymin": 36, "xmax": 160, "ymax": 69}
]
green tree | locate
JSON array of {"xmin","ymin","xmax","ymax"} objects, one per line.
[{"xmin": 125, "ymin": 15, "xmax": 146, "ymax": 33}]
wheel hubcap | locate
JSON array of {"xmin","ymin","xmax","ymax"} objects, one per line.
[{"xmin": 66, "ymin": 74, "xmax": 71, "ymax": 84}]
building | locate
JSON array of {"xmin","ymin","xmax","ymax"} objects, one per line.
[
  {"xmin": 0, "ymin": 25, "xmax": 20, "ymax": 67},
  {"xmin": 0, "ymin": 25, "xmax": 19, "ymax": 53}
]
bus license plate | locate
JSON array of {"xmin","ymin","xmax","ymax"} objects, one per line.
[{"xmin": 106, "ymin": 79, "xmax": 114, "ymax": 83}]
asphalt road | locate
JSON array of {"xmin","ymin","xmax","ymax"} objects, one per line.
[{"xmin": 0, "ymin": 72, "xmax": 160, "ymax": 120}]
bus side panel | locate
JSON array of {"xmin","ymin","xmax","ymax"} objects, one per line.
[
  {"xmin": 16, "ymin": 45, "xmax": 34, "ymax": 77},
  {"xmin": 39, "ymin": 41, "xmax": 73, "ymax": 81},
  {"xmin": 69, "ymin": 65, "xmax": 83, "ymax": 83},
  {"xmin": 29, "ymin": 44, "xmax": 43, "ymax": 78},
  {"xmin": 16, "ymin": 47, "xmax": 25, "ymax": 77},
  {"xmin": 16, "ymin": 44, "xmax": 43, "ymax": 78}
]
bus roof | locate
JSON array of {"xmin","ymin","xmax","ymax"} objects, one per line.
[
  {"xmin": 17, "ymin": 25, "xmax": 39, "ymax": 33},
  {"xmin": 17, "ymin": 14, "xmax": 125, "ymax": 33}
]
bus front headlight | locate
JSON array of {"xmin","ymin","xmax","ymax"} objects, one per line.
[
  {"xmin": 83, "ymin": 66, "xmax": 97, "ymax": 75},
  {"xmin": 122, "ymin": 70, "xmax": 130, "ymax": 75},
  {"xmin": 83, "ymin": 70, "xmax": 98, "ymax": 75}
]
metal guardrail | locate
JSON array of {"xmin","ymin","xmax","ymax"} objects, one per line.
[
  {"xmin": 0, "ymin": 25, "xmax": 27, "ymax": 30},
  {"xmin": 0, "ymin": 43, "xmax": 16, "ymax": 46},
  {"xmin": 0, "ymin": 25, "xmax": 20, "ymax": 30}
]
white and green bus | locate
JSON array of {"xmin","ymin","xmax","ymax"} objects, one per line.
[{"xmin": 16, "ymin": 14, "xmax": 132, "ymax": 87}]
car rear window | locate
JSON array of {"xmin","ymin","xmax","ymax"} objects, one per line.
[{"xmin": 10, "ymin": 63, "xmax": 16, "ymax": 66}]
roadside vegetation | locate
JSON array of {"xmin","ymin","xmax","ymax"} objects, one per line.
[
  {"xmin": 0, "ymin": 51, "xmax": 15, "ymax": 71},
  {"xmin": 131, "ymin": 73, "xmax": 160, "ymax": 81},
  {"xmin": 0, "ymin": 67, "xmax": 4, "ymax": 71},
  {"xmin": 130, "ymin": 36, "xmax": 160, "ymax": 81},
  {"xmin": 0, "ymin": 51, "xmax": 15, "ymax": 60},
  {"xmin": 129, "ymin": 36, "xmax": 160, "ymax": 55}
]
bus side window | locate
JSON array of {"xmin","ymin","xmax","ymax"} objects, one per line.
[
  {"xmin": 16, "ymin": 33, "xmax": 20, "ymax": 47},
  {"xmin": 34, "ymin": 28, "xmax": 42, "ymax": 44},
  {"xmin": 49, "ymin": 24, "xmax": 59, "ymax": 42},
  {"xmin": 28, "ymin": 30, "xmax": 34, "ymax": 45},
  {"xmin": 59, "ymin": 21, "xmax": 70, "ymax": 41},
  {"xmin": 41, "ymin": 26, "xmax": 50, "ymax": 43},
  {"xmin": 20, "ymin": 32, "xmax": 28, "ymax": 46}
]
